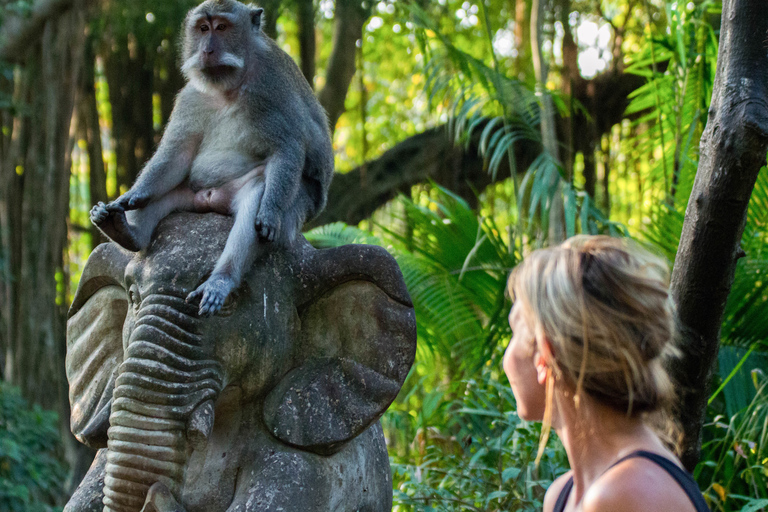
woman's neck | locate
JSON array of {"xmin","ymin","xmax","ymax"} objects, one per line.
[{"xmin": 553, "ymin": 393, "xmax": 667, "ymax": 504}]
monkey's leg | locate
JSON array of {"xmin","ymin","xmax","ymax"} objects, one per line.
[
  {"xmin": 255, "ymin": 150, "xmax": 304, "ymax": 243},
  {"xmin": 187, "ymin": 181, "xmax": 265, "ymax": 317},
  {"xmin": 90, "ymin": 188, "xmax": 196, "ymax": 251}
]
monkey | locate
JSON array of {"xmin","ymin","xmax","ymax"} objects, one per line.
[{"xmin": 90, "ymin": 0, "xmax": 334, "ymax": 317}]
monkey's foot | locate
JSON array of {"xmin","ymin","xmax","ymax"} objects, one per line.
[
  {"xmin": 90, "ymin": 201, "xmax": 143, "ymax": 252},
  {"xmin": 140, "ymin": 482, "xmax": 186, "ymax": 512},
  {"xmin": 186, "ymin": 274, "xmax": 236, "ymax": 317}
]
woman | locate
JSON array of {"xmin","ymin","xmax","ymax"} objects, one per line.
[{"xmin": 503, "ymin": 235, "xmax": 709, "ymax": 512}]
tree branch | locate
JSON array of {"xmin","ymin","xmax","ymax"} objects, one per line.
[
  {"xmin": 313, "ymin": 56, "xmax": 648, "ymax": 229},
  {"xmin": 670, "ymin": 0, "xmax": 768, "ymax": 471},
  {"xmin": 308, "ymin": 125, "xmax": 536, "ymax": 228}
]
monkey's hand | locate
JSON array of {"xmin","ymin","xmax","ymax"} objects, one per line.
[
  {"xmin": 114, "ymin": 190, "xmax": 152, "ymax": 211},
  {"xmin": 255, "ymin": 208, "xmax": 281, "ymax": 242},
  {"xmin": 186, "ymin": 273, "xmax": 236, "ymax": 317}
]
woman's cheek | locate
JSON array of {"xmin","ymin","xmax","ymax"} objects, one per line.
[
  {"xmin": 503, "ymin": 340, "xmax": 514, "ymax": 384},
  {"xmin": 504, "ymin": 337, "xmax": 546, "ymax": 421}
]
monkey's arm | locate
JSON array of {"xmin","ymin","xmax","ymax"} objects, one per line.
[
  {"xmin": 256, "ymin": 144, "xmax": 306, "ymax": 242},
  {"xmin": 116, "ymin": 88, "xmax": 204, "ymax": 210}
]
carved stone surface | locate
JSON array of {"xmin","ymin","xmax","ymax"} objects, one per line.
[{"xmin": 64, "ymin": 212, "xmax": 417, "ymax": 512}]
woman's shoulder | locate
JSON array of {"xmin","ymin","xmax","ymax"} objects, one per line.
[
  {"xmin": 582, "ymin": 454, "xmax": 698, "ymax": 512},
  {"xmin": 543, "ymin": 470, "xmax": 573, "ymax": 512}
]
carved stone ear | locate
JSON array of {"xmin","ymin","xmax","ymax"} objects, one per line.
[
  {"xmin": 264, "ymin": 245, "xmax": 417, "ymax": 455},
  {"xmin": 66, "ymin": 243, "xmax": 132, "ymax": 449},
  {"xmin": 251, "ymin": 7, "xmax": 264, "ymax": 29}
]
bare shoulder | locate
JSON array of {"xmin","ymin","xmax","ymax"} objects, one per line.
[
  {"xmin": 543, "ymin": 471, "xmax": 573, "ymax": 512},
  {"xmin": 582, "ymin": 457, "xmax": 697, "ymax": 512}
]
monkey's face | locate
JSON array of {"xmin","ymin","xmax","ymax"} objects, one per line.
[{"xmin": 182, "ymin": 1, "xmax": 262, "ymax": 94}]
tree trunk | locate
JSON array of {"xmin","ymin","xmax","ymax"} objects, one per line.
[
  {"xmin": 513, "ymin": 0, "xmax": 530, "ymax": 79},
  {"xmin": 157, "ymin": 44, "xmax": 185, "ymax": 133},
  {"xmin": 296, "ymin": 0, "xmax": 316, "ymax": 87},
  {"xmin": 78, "ymin": 36, "xmax": 108, "ymax": 249},
  {"xmin": 0, "ymin": 0, "xmax": 95, "ymax": 492},
  {"xmin": 261, "ymin": 0, "xmax": 283, "ymax": 39},
  {"xmin": 670, "ymin": 0, "xmax": 768, "ymax": 471},
  {"xmin": 531, "ymin": 0, "xmax": 564, "ymax": 242},
  {"xmin": 103, "ymin": 39, "xmax": 154, "ymax": 192},
  {"xmin": 317, "ymin": 0, "xmax": 370, "ymax": 132}
]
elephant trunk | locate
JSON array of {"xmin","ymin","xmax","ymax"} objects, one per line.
[{"xmin": 102, "ymin": 295, "xmax": 223, "ymax": 512}]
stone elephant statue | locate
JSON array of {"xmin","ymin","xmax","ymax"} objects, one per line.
[{"xmin": 64, "ymin": 213, "xmax": 416, "ymax": 512}]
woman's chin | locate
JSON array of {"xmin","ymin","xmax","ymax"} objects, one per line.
[{"xmin": 517, "ymin": 407, "xmax": 542, "ymax": 422}]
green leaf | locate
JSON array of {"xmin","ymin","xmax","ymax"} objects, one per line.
[
  {"xmin": 740, "ymin": 499, "xmax": 768, "ymax": 512},
  {"xmin": 502, "ymin": 467, "xmax": 521, "ymax": 482}
]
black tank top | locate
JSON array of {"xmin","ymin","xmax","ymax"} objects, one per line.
[{"xmin": 552, "ymin": 450, "xmax": 710, "ymax": 512}]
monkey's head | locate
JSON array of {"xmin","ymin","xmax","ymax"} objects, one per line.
[{"xmin": 181, "ymin": 0, "xmax": 265, "ymax": 94}]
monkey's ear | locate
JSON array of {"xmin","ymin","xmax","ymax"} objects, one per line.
[{"xmin": 251, "ymin": 7, "xmax": 264, "ymax": 29}]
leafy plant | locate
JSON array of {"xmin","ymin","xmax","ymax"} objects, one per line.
[
  {"xmin": 408, "ymin": 4, "xmax": 626, "ymax": 245},
  {"xmin": 0, "ymin": 383, "xmax": 67, "ymax": 512},
  {"xmin": 695, "ymin": 371, "xmax": 768, "ymax": 512},
  {"xmin": 389, "ymin": 370, "xmax": 568, "ymax": 512},
  {"xmin": 623, "ymin": 0, "xmax": 720, "ymax": 209}
]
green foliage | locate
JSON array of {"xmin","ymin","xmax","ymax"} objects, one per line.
[
  {"xmin": 408, "ymin": 3, "xmax": 626, "ymax": 246},
  {"xmin": 383, "ymin": 187, "xmax": 516, "ymax": 373},
  {"xmin": 695, "ymin": 371, "xmax": 768, "ymax": 511},
  {"xmin": 389, "ymin": 373, "xmax": 568, "ymax": 512},
  {"xmin": 0, "ymin": 1, "xmax": 33, "ymax": 21},
  {"xmin": 0, "ymin": 384, "xmax": 67, "ymax": 512},
  {"xmin": 623, "ymin": 0, "xmax": 720, "ymax": 210}
]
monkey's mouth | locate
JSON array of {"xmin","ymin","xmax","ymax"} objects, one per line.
[{"xmin": 201, "ymin": 65, "xmax": 238, "ymax": 81}]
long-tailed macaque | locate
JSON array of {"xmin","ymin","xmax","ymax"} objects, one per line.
[{"xmin": 91, "ymin": 0, "xmax": 334, "ymax": 316}]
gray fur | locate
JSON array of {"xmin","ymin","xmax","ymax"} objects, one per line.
[{"xmin": 90, "ymin": 0, "xmax": 334, "ymax": 317}]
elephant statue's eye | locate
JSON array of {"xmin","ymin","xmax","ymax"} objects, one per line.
[{"xmin": 128, "ymin": 285, "xmax": 141, "ymax": 310}]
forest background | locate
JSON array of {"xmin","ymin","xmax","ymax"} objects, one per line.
[{"xmin": 0, "ymin": 0, "xmax": 767, "ymax": 510}]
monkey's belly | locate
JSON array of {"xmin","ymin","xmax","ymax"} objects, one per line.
[{"xmin": 189, "ymin": 150, "xmax": 266, "ymax": 189}]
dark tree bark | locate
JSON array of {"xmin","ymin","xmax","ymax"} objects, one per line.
[
  {"xmin": 77, "ymin": 36, "xmax": 108, "ymax": 249},
  {"xmin": 670, "ymin": 0, "xmax": 768, "ymax": 471},
  {"xmin": 296, "ymin": 0, "xmax": 317, "ymax": 87},
  {"xmin": 0, "ymin": 0, "xmax": 96, "ymax": 491},
  {"xmin": 309, "ymin": 126, "xmax": 529, "ymax": 227},
  {"xmin": 157, "ymin": 44, "xmax": 186, "ymax": 134},
  {"xmin": 0, "ymin": 0, "xmax": 74, "ymax": 62},
  {"xmin": 102, "ymin": 39, "xmax": 155, "ymax": 191},
  {"xmin": 261, "ymin": 0, "xmax": 283, "ymax": 39},
  {"xmin": 0, "ymin": 0, "xmax": 85, "ymax": 411},
  {"xmin": 317, "ymin": 0, "xmax": 370, "ymax": 132}
]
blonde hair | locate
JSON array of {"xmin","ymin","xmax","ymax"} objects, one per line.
[{"xmin": 508, "ymin": 235, "xmax": 681, "ymax": 458}]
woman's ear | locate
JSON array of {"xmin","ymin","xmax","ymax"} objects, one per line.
[{"xmin": 534, "ymin": 337, "xmax": 555, "ymax": 385}]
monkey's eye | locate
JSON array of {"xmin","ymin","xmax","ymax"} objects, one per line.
[
  {"xmin": 201, "ymin": 24, "xmax": 210, "ymax": 32},
  {"xmin": 215, "ymin": 24, "xmax": 227, "ymax": 31}
]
